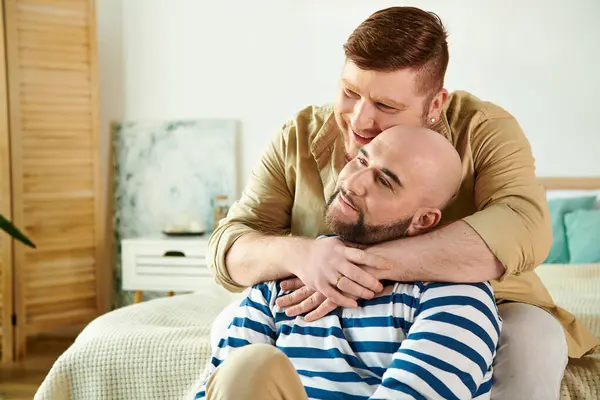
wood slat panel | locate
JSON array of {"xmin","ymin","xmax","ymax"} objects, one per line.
[
  {"xmin": 19, "ymin": 0, "xmax": 88, "ymax": 12},
  {"xmin": 0, "ymin": 0, "xmax": 15, "ymax": 363},
  {"xmin": 18, "ymin": 5, "xmax": 87, "ymax": 27},
  {"xmin": 27, "ymin": 267, "xmax": 95, "ymax": 285},
  {"xmin": 21, "ymin": 119, "xmax": 92, "ymax": 131},
  {"xmin": 25, "ymin": 208, "xmax": 94, "ymax": 223},
  {"xmin": 22, "ymin": 147, "xmax": 95, "ymax": 159},
  {"xmin": 17, "ymin": 22, "xmax": 87, "ymax": 39},
  {"xmin": 18, "ymin": 30, "xmax": 88, "ymax": 47},
  {"xmin": 23, "ymin": 171, "xmax": 94, "ymax": 184},
  {"xmin": 24, "ymin": 182, "xmax": 95, "ymax": 197},
  {"xmin": 23, "ymin": 237, "xmax": 95, "ymax": 251},
  {"xmin": 19, "ymin": 40, "xmax": 88, "ymax": 55},
  {"xmin": 22, "ymin": 112, "xmax": 93, "ymax": 123},
  {"xmin": 21, "ymin": 103, "xmax": 92, "ymax": 114},
  {"xmin": 26, "ymin": 280, "xmax": 96, "ymax": 304},
  {"xmin": 20, "ymin": 48, "xmax": 89, "ymax": 63},
  {"xmin": 23, "ymin": 198, "xmax": 95, "ymax": 215},
  {"xmin": 20, "ymin": 68, "xmax": 90, "ymax": 87},
  {"xmin": 22, "ymin": 130, "xmax": 93, "ymax": 140},
  {"xmin": 23, "ymin": 191, "xmax": 95, "ymax": 202},
  {"xmin": 26, "ymin": 309, "xmax": 96, "ymax": 335},
  {"xmin": 22, "ymin": 84, "xmax": 91, "ymax": 97},
  {"xmin": 23, "ymin": 138, "xmax": 92, "ymax": 151},
  {"xmin": 5, "ymin": 0, "xmax": 105, "ymax": 360},
  {"xmin": 20, "ymin": 59, "xmax": 90, "ymax": 72},
  {"xmin": 25, "ymin": 246, "xmax": 94, "ymax": 266},
  {"xmin": 19, "ymin": 41, "xmax": 90, "ymax": 57},
  {"xmin": 27, "ymin": 300, "xmax": 97, "ymax": 323},
  {"xmin": 21, "ymin": 93, "xmax": 91, "ymax": 106}
]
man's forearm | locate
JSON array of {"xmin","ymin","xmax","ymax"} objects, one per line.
[
  {"xmin": 225, "ymin": 233, "xmax": 307, "ymax": 287},
  {"xmin": 370, "ymin": 220, "xmax": 504, "ymax": 283}
]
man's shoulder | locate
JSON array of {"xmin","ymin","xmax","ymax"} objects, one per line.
[
  {"xmin": 444, "ymin": 91, "xmax": 527, "ymax": 147},
  {"xmin": 288, "ymin": 103, "xmax": 335, "ymax": 129},
  {"xmin": 420, "ymin": 281, "xmax": 496, "ymax": 301},
  {"xmin": 278, "ymin": 103, "xmax": 336, "ymax": 150},
  {"xmin": 445, "ymin": 90, "xmax": 515, "ymax": 125}
]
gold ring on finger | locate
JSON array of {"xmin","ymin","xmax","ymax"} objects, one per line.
[{"xmin": 336, "ymin": 274, "xmax": 344, "ymax": 285}]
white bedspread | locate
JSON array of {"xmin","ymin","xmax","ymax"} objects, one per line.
[{"xmin": 35, "ymin": 289, "xmax": 240, "ymax": 400}]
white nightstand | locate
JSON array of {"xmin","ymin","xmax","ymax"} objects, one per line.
[{"xmin": 121, "ymin": 235, "xmax": 220, "ymax": 303}]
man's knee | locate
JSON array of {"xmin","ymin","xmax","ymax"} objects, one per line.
[
  {"xmin": 229, "ymin": 343, "xmax": 292, "ymax": 373},
  {"xmin": 206, "ymin": 344, "xmax": 305, "ymax": 400},
  {"xmin": 498, "ymin": 302, "xmax": 567, "ymax": 361},
  {"xmin": 492, "ymin": 302, "xmax": 567, "ymax": 400}
]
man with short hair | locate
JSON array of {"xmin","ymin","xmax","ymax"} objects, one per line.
[
  {"xmin": 208, "ymin": 6, "xmax": 598, "ymax": 399},
  {"xmin": 197, "ymin": 126, "xmax": 501, "ymax": 400}
]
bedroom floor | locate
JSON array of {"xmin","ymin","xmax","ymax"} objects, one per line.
[{"xmin": 0, "ymin": 336, "xmax": 73, "ymax": 400}]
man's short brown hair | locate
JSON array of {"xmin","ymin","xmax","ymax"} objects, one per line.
[{"xmin": 343, "ymin": 7, "xmax": 449, "ymax": 97}]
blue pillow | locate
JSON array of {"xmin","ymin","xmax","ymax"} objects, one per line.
[
  {"xmin": 564, "ymin": 209, "xmax": 600, "ymax": 264},
  {"xmin": 544, "ymin": 196, "xmax": 597, "ymax": 263}
]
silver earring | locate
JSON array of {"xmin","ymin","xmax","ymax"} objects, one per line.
[{"xmin": 430, "ymin": 117, "xmax": 436, "ymax": 124}]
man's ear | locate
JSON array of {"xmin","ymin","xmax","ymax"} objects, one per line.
[
  {"xmin": 406, "ymin": 208, "xmax": 442, "ymax": 237},
  {"xmin": 428, "ymin": 89, "xmax": 449, "ymax": 123}
]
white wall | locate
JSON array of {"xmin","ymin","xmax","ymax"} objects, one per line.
[
  {"xmin": 96, "ymin": 0, "xmax": 124, "ymax": 193},
  {"xmin": 98, "ymin": 0, "xmax": 600, "ymax": 192}
]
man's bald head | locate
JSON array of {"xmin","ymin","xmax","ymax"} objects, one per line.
[
  {"xmin": 325, "ymin": 124, "xmax": 462, "ymax": 244},
  {"xmin": 375, "ymin": 125, "xmax": 462, "ymax": 209}
]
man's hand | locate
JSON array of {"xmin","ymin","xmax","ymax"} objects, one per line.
[
  {"xmin": 286, "ymin": 236, "xmax": 392, "ymax": 309},
  {"xmin": 276, "ymin": 282, "xmax": 338, "ymax": 321}
]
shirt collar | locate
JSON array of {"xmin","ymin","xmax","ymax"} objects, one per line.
[{"xmin": 310, "ymin": 109, "xmax": 344, "ymax": 203}]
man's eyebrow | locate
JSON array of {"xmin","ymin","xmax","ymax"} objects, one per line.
[
  {"xmin": 342, "ymin": 78, "xmax": 361, "ymax": 94},
  {"xmin": 381, "ymin": 168, "xmax": 402, "ymax": 187},
  {"xmin": 360, "ymin": 148, "xmax": 401, "ymax": 186},
  {"xmin": 342, "ymin": 79, "xmax": 409, "ymax": 110},
  {"xmin": 371, "ymin": 95, "xmax": 409, "ymax": 110}
]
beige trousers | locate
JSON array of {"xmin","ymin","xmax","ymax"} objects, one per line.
[
  {"xmin": 209, "ymin": 302, "xmax": 568, "ymax": 400},
  {"xmin": 204, "ymin": 343, "xmax": 307, "ymax": 400}
]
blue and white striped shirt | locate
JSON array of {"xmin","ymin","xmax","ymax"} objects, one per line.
[{"xmin": 196, "ymin": 280, "xmax": 501, "ymax": 399}]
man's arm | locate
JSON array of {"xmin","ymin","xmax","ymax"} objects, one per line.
[
  {"xmin": 369, "ymin": 115, "xmax": 552, "ymax": 283},
  {"xmin": 369, "ymin": 221, "xmax": 503, "ymax": 282},
  {"xmin": 369, "ymin": 282, "xmax": 501, "ymax": 400},
  {"xmin": 207, "ymin": 120, "xmax": 296, "ymax": 292}
]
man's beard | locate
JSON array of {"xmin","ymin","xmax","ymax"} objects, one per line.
[{"xmin": 324, "ymin": 188, "xmax": 412, "ymax": 245}]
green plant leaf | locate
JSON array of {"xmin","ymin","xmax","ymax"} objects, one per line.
[{"xmin": 0, "ymin": 215, "xmax": 36, "ymax": 248}]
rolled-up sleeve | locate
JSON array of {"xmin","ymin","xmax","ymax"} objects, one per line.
[
  {"xmin": 207, "ymin": 123, "xmax": 294, "ymax": 292},
  {"xmin": 462, "ymin": 116, "xmax": 552, "ymax": 278}
]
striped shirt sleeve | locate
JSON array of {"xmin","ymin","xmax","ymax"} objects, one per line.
[
  {"xmin": 370, "ymin": 282, "xmax": 501, "ymax": 400},
  {"xmin": 195, "ymin": 282, "xmax": 278, "ymax": 399}
]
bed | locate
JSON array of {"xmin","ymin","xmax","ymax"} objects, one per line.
[
  {"xmin": 537, "ymin": 177, "xmax": 600, "ymax": 400},
  {"xmin": 34, "ymin": 177, "xmax": 600, "ymax": 400}
]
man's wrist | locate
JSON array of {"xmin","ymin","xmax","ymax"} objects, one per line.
[
  {"xmin": 367, "ymin": 240, "xmax": 406, "ymax": 281},
  {"xmin": 273, "ymin": 235, "xmax": 310, "ymax": 277}
]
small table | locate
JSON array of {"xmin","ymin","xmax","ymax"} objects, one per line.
[{"xmin": 121, "ymin": 235, "xmax": 218, "ymax": 303}]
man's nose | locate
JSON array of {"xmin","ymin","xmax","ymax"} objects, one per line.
[
  {"xmin": 350, "ymin": 100, "xmax": 375, "ymax": 132},
  {"xmin": 344, "ymin": 168, "xmax": 372, "ymax": 197}
]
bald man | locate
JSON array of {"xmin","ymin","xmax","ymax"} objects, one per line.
[{"xmin": 194, "ymin": 126, "xmax": 502, "ymax": 400}]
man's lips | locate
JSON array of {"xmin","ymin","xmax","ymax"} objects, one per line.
[
  {"xmin": 338, "ymin": 191, "xmax": 358, "ymax": 212},
  {"xmin": 352, "ymin": 130, "xmax": 377, "ymax": 145}
]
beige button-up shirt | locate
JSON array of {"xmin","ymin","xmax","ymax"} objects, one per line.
[{"xmin": 208, "ymin": 90, "xmax": 598, "ymax": 358}]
